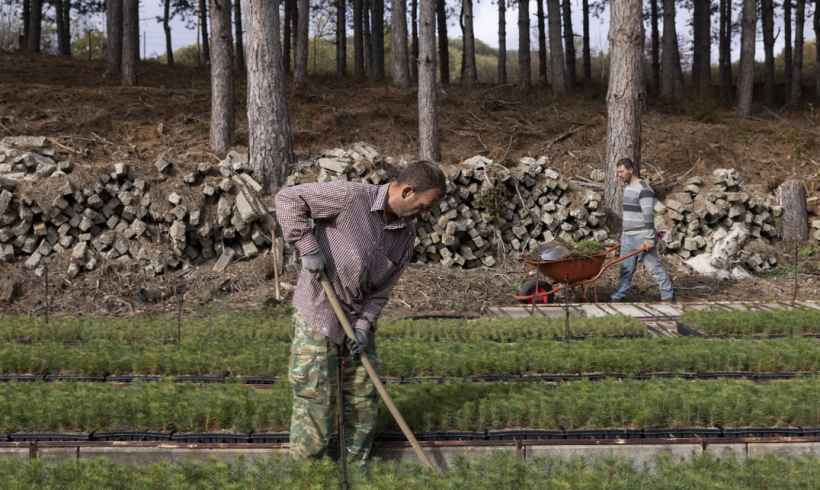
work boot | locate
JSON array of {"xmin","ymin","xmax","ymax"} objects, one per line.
[{"xmin": 662, "ymin": 295, "xmax": 677, "ymax": 303}]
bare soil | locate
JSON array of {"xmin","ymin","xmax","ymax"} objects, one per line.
[{"xmin": 2, "ymin": 51, "xmax": 820, "ymax": 319}]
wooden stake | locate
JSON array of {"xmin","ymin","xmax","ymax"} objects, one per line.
[{"xmin": 271, "ymin": 227, "xmax": 281, "ymax": 301}]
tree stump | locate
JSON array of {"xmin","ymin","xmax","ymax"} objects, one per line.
[{"xmin": 777, "ymin": 180, "xmax": 809, "ymax": 243}]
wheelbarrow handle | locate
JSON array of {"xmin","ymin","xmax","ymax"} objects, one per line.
[{"xmin": 317, "ymin": 271, "xmax": 439, "ymax": 473}]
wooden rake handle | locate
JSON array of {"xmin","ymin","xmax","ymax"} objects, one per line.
[{"xmin": 317, "ymin": 271, "xmax": 438, "ymax": 473}]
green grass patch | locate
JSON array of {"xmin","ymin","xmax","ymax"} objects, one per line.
[
  {"xmin": 2, "ymin": 337, "xmax": 820, "ymax": 378},
  {"xmin": 0, "ymin": 315, "xmax": 645, "ymax": 342},
  {"xmin": 2, "ymin": 378, "xmax": 820, "ymax": 433},
  {"xmin": 2, "ymin": 452, "xmax": 820, "ymax": 489},
  {"xmin": 680, "ymin": 307, "xmax": 820, "ymax": 336}
]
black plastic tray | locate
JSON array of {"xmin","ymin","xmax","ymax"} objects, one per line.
[
  {"xmin": 171, "ymin": 433, "xmax": 250, "ymax": 443},
  {"xmin": 414, "ymin": 432, "xmax": 488, "ymax": 441},
  {"xmin": 643, "ymin": 428, "xmax": 723, "ymax": 439},
  {"xmin": 249, "ymin": 433, "xmax": 289, "ymax": 443},
  {"xmin": 93, "ymin": 431, "xmax": 172, "ymax": 441},
  {"xmin": 722, "ymin": 428, "xmax": 804, "ymax": 438},
  {"xmin": 235, "ymin": 377, "xmax": 280, "ymax": 384},
  {"xmin": 45, "ymin": 375, "xmax": 106, "ymax": 382},
  {"xmin": 106, "ymin": 375, "xmax": 163, "ymax": 383},
  {"xmin": 487, "ymin": 430, "xmax": 565, "ymax": 440},
  {"xmin": 0, "ymin": 375, "xmax": 44, "ymax": 382},
  {"xmin": 565, "ymin": 429, "xmax": 627, "ymax": 440},
  {"xmin": 172, "ymin": 376, "xmax": 225, "ymax": 383},
  {"xmin": 10, "ymin": 433, "xmax": 91, "ymax": 441}
]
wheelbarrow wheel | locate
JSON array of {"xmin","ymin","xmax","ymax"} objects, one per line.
[{"xmin": 519, "ymin": 280, "xmax": 554, "ymax": 304}]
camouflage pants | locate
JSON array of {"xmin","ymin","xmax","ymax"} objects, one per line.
[{"xmin": 288, "ymin": 311, "xmax": 379, "ymax": 462}]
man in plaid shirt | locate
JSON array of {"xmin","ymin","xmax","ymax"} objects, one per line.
[{"xmin": 275, "ymin": 160, "xmax": 446, "ymax": 462}]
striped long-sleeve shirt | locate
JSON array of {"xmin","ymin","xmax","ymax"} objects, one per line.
[
  {"xmin": 622, "ymin": 179, "xmax": 656, "ymax": 240},
  {"xmin": 275, "ymin": 181, "xmax": 416, "ymax": 345}
]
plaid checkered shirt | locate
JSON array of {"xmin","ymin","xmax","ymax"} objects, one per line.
[{"xmin": 274, "ymin": 181, "xmax": 416, "ymax": 345}]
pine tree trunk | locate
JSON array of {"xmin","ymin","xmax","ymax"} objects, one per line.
[
  {"xmin": 364, "ymin": 0, "xmax": 373, "ymax": 78},
  {"xmin": 22, "ymin": 0, "xmax": 30, "ymax": 49},
  {"xmin": 105, "ymin": 0, "xmax": 123, "ymax": 73},
  {"xmin": 419, "ymin": 0, "xmax": 440, "ymax": 161},
  {"xmin": 283, "ymin": 0, "xmax": 292, "ymax": 73},
  {"xmin": 412, "ymin": 0, "xmax": 419, "ymax": 79},
  {"xmin": 537, "ymin": 0, "xmax": 547, "ymax": 86},
  {"xmin": 692, "ymin": 0, "xmax": 701, "ymax": 86},
  {"xmin": 699, "ymin": 0, "xmax": 711, "ymax": 86},
  {"xmin": 354, "ymin": 0, "xmax": 364, "ymax": 76},
  {"xmin": 392, "ymin": 0, "xmax": 410, "ymax": 85},
  {"xmin": 246, "ymin": 0, "xmax": 295, "ymax": 195},
  {"xmin": 62, "ymin": 0, "xmax": 71, "ymax": 56},
  {"xmin": 562, "ymin": 0, "xmax": 575, "ymax": 94},
  {"xmin": 518, "ymin": 0, "xmax": 531, "ymax": 87},
  {"xmin": 293, "ymin": 0, "xmax": 309, "ymax": 85},
  {"xmin": 815, "ymin": 0, "xmax": 820, "ymax": 101},
  {"xmin": 737, "ymin": 0, "xmax": 756, "ymax": 119},
  {"xmin": 791, "ymin": 0, "xmax": 805, "ymax": 103},
  {"xmin": 459, "ymin": 13, "xmax": 465, "ymax": 80},
  {"xmin": 56, "ymin": 0, "xmax": 67, "ymax": 56},
  {"xmin": 27, "ymin": 0, "xmax": 42, "ymax": 52},
  {"xmin": 338, "ymin": 0, "xmax": 348, "ymax": 77},
  {"xmin": 762, "ymin": 0, "xmax": 775, "ymax": 104},
  {"xmin": 209, "ymin": 0, "xmax": 235, "ymax": 152},
  {"xmin": 661, "ymin": 0, "xmax": 682, "ymax": 100},
  {"xmin": 437, "ymin": 0, "xmax": 450, "ymax": 84},
  {"xmin": 582, "ymin": 0, "xmax": 591, "ymax": 89},
  {"xmin": 498, "ymin": 0, "xmax": 506, "ymax": 83},
  {"xmin": 462, "ymin": 0, "xmax": 477, "ymax": 83},
  {"xmin": 199, "ymin": 0, "xmax": 210, "ymax": 64},
  {"xmin": 164, "ymin": 0, "xmax": 174, "ymax": 66},
  {"xmin": 291, "ymin": 0, "xmax": 299, "ymax": 67},
  {"xmin": 785, "ymin": 0, "xmax": 793, "ymax": 102},
  {"xmin": 372, "ymin": 0, "xmax": 385, "ymax": 80},
  {"xmin": 674, "ymin": 31, "xmax": 684, "ymax": 88},
  {"xmin": 605, "ymin": 0, "xmax": 644, "ymax": 230},
  {"xmin": 235, "ymin": 0, "xmax": 245, "ymax": 72},
  {"xmin": 777, "ymin": 180, "xmax": 809, "ymax": 243},
  {"xmin": 718, "ymin": 0, "xmax": 727, "ymax": 98},
  {"xmin": 650, "ymin": 0, "xmax": 659, "ymax": 95},
  {"xmin": 724, "ymin": 0, "xmax": 732, "ymax": 97},
  {"xmin": 547, "ymin": 0, "xmax": 565, "ymax": 93},
  {"xmin": 122, "ymin": 0, "xmax": 137, "ymax": 86}
]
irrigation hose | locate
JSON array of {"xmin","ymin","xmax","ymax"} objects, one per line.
[{"xmin": 318, "ymin": 271, "xmax": 439, "ymax": 474}]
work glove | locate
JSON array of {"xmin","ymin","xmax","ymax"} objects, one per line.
[
  {"xmin": 301, "ymin": 249, "xmax": 326, "ymax": 279},
  {"xmin": 346, "ymin": 329, "xmax": 369, "ymax": 356}
]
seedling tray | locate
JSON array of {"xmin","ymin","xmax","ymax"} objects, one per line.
[
  {"xmin": 11, "ymin": 433, "xmax": 91, "ymax": 441},
  {"xmin": 235, "ymin": 377, "xmax": 280, "ymax": 384},
  {"xmin": 249, "ymin": 433, "xmax": 289, "ymax": 443},
  {"xmin": 45, "ymin": 375, "xmax": 105, "ymax": 382},
  {"xmin": 643, "ymin": 428, "xmax": 723, "ymax": 439},
  {"xmin": 172, "ymin": 376, "xmax": 225, "ymax": 383},
  {"xmin": 106, "ymin": 375, "xmax": 163, "ymax": 383},
  {"xmin": 487, "ymin": 430, "xmax": 565, "ymax": 440},
  {"xmin": 415, "ymin": 432, "xmax": 488, "ymax": 441},
  {"xmin": 565, "ymin": 429, "xmax": 627, "ymax": 440},
  {"xmin": 171, "ymin": 433, "xmax": 251, "ymax": 444},
  {"xmin": 0, "ymin": 375, "xmax": 44, "ymax": 382},
  {"xmin": 93, "ymin": 431, "xmax": 173, "ymax": 441},
  {"xmin": 722, "ymin": 428, "xmax": 804, "ymax": 438}
]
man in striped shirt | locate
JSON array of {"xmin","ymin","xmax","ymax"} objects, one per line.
[
  {"xmin": 275, "ymin": 161, "xmax": 445, "ymax": 462},
  {"xmin": 611, "ymin": 158, "xmax": 675, "ymax": 303}
]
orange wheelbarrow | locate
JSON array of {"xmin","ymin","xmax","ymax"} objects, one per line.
[{"xmin": 513, "ymin": 241, "xmax": 654, "ymax": 304}]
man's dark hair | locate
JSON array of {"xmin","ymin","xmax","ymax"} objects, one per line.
[
  {"xmin": 395, "ymin": 161, "xmax": 446, "ymax": 196},
  {"xmin": 616, "ymin": 158, "xmax": 636, "ymax": 171}
]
